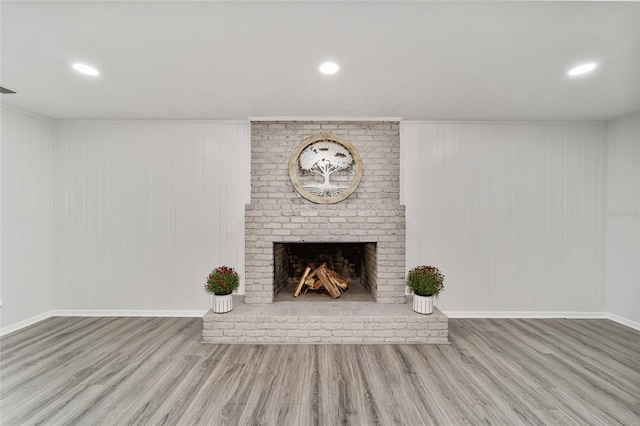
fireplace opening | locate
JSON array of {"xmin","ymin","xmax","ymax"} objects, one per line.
[{"xmin": 273, "ymin": 242, "xmax": 377, "ymax": 302}]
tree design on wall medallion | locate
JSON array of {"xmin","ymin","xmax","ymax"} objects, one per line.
[{"xmin": 289, "ymin": 133, "xmax": 363, "ymax": 204}]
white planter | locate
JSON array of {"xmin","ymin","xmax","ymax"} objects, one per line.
[
  {"xmin": 412, "ymin": 294, "xmax": 434, "ymax": 315},
  {"xmin": 212, "ymin": 293, "xmax": 233, "ymax": 313}
]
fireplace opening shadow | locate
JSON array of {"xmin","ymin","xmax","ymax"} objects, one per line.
[{"xmin": 273, "ymin": 278, "xmax": 375, "ymax": 303}]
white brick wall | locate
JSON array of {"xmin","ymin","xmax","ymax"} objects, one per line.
[{"xmin": 245, "ymin": 121, "xmax": 406, "ymax": 304}]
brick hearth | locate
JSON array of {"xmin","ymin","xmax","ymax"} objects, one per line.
[{"xmin": 203, "ymin": 296, "xmax": 448, "ymax": 344}]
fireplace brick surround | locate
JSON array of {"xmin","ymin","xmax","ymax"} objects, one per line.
[
  {"xmin": 203, "ymin": 120, "xmax": 449, "ymax": 344},
  {"xmin": 245, "ymin": 121, "xmax": 406, "ymax": 303}
]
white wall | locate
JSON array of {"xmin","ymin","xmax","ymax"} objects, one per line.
[
  {"xmin": 1, "ymin": 115, "xmax": 627, "ymax": 331},
  {"xmin": 402, "ymin": 121, "xmax": 607, "ymax": 314},
  {"xmin": 53, "ymin": 121, "xmax": 250, "ymax": 312},
  {"xmin": 606, "ymin": 112, "xmax": 640, "ymax": 328},
  {"xmin": 1, "ymin": 107, "xmax": 54, "ymax": 331}
]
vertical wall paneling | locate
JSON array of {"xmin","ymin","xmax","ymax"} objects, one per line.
[
  {"xmin": 0, "ymin": 107, "xmax": 54, "ymax": 331},
  {"xmin": 0, "ymin": 106, "xmax": 2, "ymax": 310},
  {"xmin": 401, "ymin": 121, "xmax": 607, "ymax": 314},
  {"xmin": 53, "ymin": 121, "xmax": 250, "ymax": 311},
  {"xmin": 606, "ymin": 113, "xmax": 640, "ymax": 327},
  {"xmin": 2, "ymin": 114, "xmax": 626, "ymax": 324}
]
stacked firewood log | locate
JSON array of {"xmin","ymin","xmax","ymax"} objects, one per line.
[
  {"xmin": 293, "ymin": 262, "xmax": 349, "ymax": 299},
  {"xmin": 289, "ymin": 253, "xmax": 356, "ymax": 278}
]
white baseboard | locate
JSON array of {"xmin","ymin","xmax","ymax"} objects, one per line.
[
  {"xmin": 443, "ymin": 311, "xmax": 608, "ymax": 319},
  {"xmin": 1, "ymin": 310, "xmax": 207, "ymax": 337},
  {"xmin": 0, "ymin": 310, "xmax": 55, "ymax": 337},
  {"xmin": 607, "ymin": 313, "xmax": 640, "ymax": 331},
  {"xmin": 2, "ymin": 310, "xmax": 637, "ymax": 336},
  {"xmin": 50, "ymin": 310, "xmax": 208, "ymax": 318}
]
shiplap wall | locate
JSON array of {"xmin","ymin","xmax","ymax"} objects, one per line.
[
  {"xmin": 1, "ymin": 107, "xmax": 54, "ymax": 329},
  {"xmin": 401, "ymin": 122, "xmax": 607, "ymax": 314},
  {"xmin": 53, "ymin": 121, "xmax": 250, "ymax": 312},
  {"xmin": 606, "ymin": 112, "xmax": 640, "ymax": 327}
]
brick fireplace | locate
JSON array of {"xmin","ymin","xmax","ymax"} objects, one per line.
[
  {"xmin": 245, "ymin": 121, "xmax": 406, "ymax": 304},
  {"xmin": 203, "ymin": 120, "xmax": 448, "ymax": 344}
]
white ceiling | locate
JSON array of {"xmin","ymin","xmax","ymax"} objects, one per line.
[{"xmin": 1, "ymin": 1, "xmax": 639, "ymax": 121}]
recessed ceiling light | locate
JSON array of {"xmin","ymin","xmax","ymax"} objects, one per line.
[
  {"xmin": 318, "ymin": 62, "xmax": 339, "ymax": 75},
  {"xmin": 567, "ymin": 63, "xmax": 597, "ymax": 77},
  {"xmin": 72, "ymin": 63, "xmax": 100, "ymax": 76}
]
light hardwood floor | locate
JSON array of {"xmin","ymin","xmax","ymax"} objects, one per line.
[{"xmin": 1, "ymin": 316, "xmax": 638, "ymax": 425}]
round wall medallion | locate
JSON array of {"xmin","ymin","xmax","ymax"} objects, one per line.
[{"xmin": 289, "ymin": 133, "xmax": 363, "ymax": 204}]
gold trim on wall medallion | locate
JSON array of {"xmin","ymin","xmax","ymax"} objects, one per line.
[{"xmin": 289, "ymin": 133, "xmax": 363, "ymax": 204}]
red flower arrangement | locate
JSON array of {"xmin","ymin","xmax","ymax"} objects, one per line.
[
  {"xmin": 406, "ymin": 265, "xmax": 445, "ymax": 297},
  {"xmin": 205, "ymin": 266, "xmax": 240, "ymax": 295}
]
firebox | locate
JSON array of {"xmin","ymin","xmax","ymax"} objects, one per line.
[{"xmin": 273, "ymin": 242, "xmax": 377, "ymax": 302}]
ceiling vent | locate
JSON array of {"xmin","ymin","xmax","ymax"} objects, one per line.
[{"xmin": 0, "ymin": 86, "xmax": 18, "ymax": 95}]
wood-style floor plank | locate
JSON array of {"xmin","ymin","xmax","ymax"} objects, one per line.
[{"xmin": 1, "ymin": 317, "xmax": 639, "ymax": 425}]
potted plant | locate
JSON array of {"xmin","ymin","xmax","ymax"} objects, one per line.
[
  {"xmin": 205, "ymin": 266, "xmax": 240, "ymax": 313},
  {"xmin": 406, "ymin": 265, "xmax": 444, "ymax": 314}
]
